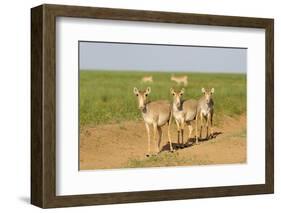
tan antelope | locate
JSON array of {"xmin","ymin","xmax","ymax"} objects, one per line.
[
  {"xmin": 170, "ymin": 88, "xmax": 198, "ymax": 147},
  {"xmin": 195, "ymin": 88, "xmax": 215, "ymax": 143},
  {"xmin": 133, "ymin": 87, "xmax": 173, "ymax": 156},
  {"xmin": 171, "ymin": 75, "xmax": 188, "ymax": 86},
  {"xmin": 141, "ymin": 76, "xmax": 153, "ymax": 83}
]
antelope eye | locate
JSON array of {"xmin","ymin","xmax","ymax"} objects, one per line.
[
  {"xmin": 136, "ymin": 94, "xmax": 138, "ymax": 96},
  {"xmin": 172, "ymin": 93, "xmax": 175, "ymax": 96},
  {"xmin": 145, "ymin": 94, "xmax": 148, "ymax": 97}
]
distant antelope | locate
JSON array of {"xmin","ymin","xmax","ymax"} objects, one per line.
[
  {"xmin": 195, "ymin": 88, "xmax": 215, "ymax": 143},
  {"xmin": 170, "ymin": 88, "xmax": 198, "ymax": 147},
  {"xmin": 141, "ymin": 76, "xmax": 153, "ymax": 83},
  {"xmin": 133, "ymin": 87, "xmax": 173, "ymax": 156},
  {"xmin": 171, "ymin": 75, "xmax": 188, "ymax": 86}
]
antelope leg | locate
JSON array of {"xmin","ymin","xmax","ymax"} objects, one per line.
[{"xmin": 145, "ymin": 123, "xmax": 151, "ymax": 157}]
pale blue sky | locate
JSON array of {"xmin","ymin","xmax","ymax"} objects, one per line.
[{"xmin": 79, "ymin": 41, "xmax": 247, "ymax": 73}]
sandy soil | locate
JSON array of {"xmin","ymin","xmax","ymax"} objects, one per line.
[{"xmin": 80, "ymin": 115, "xmax": 246, "ymax": 170}]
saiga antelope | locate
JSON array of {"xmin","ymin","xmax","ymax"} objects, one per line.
[
  {"xmin": 141, "ymin": 76, "xmax": 153, "ymax": 83},
  {"xmin": 133, "ymin": 87, "xmax": 173, "ymax": 156},
  {"xmin": 170, "ymin": 88, "xmax": 198, "ymax": 147},
  {"xmin": 171, "ymin": 75, "xmax": 188, "ymax": 86},
  {"xmin": 195, "ymin": 88, "xmax": 215, "ymax": 143}
]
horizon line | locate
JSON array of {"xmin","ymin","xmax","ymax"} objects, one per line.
[{"xmin": 79, "ymin": 69, "xmax": 246, "ymax": 74}]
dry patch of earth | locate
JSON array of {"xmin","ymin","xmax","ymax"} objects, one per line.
[{"xmin": 80, "ymin": 115, "xmax": 246, "ymax": 170}]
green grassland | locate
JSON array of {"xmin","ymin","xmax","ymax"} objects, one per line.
[{"xmin": 80, "ymin": 70, "xmax": 246, "ymax": 127}]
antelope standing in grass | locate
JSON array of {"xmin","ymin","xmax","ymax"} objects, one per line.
[
  {"xmin": 171, "ymin": 75, "xmax": 188, "ymax": 86},
  {"xmin": 141, "ymin": 76, "xmax": 153, "ymax": 83},
  {"xmin": 195, "ymin": 88, "xmax": 215, "ymax": 144},
  {"xmin": 170, "ymin": 88, "xmax": 198, "ymax": 147},
  {"xmin": 133, "ymin": 87, "xmax": 173, "ymax": 156}
]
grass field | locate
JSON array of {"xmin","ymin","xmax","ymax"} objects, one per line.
[{"xmin": 80, "ymin": 70, "xmax": 246, "ymax": 127}]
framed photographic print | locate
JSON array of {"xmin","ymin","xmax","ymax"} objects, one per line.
[{"xmin": 31, "ymin": 4, "xmax": 274, "ymax": 208}]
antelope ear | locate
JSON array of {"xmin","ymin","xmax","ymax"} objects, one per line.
[
  {"xmin": 201, "ymin": 88, "xmax": 206, "ymax": 93},
  {"xmin": 133, "ymin": 87, "xmax": 139, "ymax": 95},
  {"xmin": 146, "ymin": 87, "xmax": 151, "ymax": 94},
  {"xmin": 211, "ymin": 88, "xmax": 215, "ymax": 94},
  {"xmin": 170, "ymin": 88, "xmax": 174, "ymax": 94}
]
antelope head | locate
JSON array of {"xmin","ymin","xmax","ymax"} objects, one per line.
[
  {"xmin": 170, "ymin": 88, "xmax": 184, "ymax": 108},
  {"xmin": 133, "ymin": 87, "xmax": 151, "ymax": 110},
  {"xmin": 201, "ymin": 88, "xmax": 215, "ymax": 104}
]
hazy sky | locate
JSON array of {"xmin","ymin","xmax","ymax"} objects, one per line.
[{"xmin": 79, "ymin": 42, "xmax": 247, "ymax": 73}]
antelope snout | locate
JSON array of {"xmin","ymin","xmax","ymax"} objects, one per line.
[
  {"xmin": 175, "ymin": 97, "xmax": 181, "ymax": 108},
  {"xmin": 138, "ymin": 103, "xmax": 145, "ymax": 110},
  {"xmin": 206, "ymin": 96, "xmax": 211, "ymax": 103}
]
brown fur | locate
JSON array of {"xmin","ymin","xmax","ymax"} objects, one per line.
[{"xmin": 134, "ymin": 87, "xmax": 173, "ymax": 156}]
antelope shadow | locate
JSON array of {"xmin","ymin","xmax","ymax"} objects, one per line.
[{"xmin": 160, "ymin": 131, "xmax": 223, "ymax": 152}]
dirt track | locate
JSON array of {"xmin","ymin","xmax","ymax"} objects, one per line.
[{"xmin": 80, "ymin": 115, "xmax": 246, "ymax": 170}]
